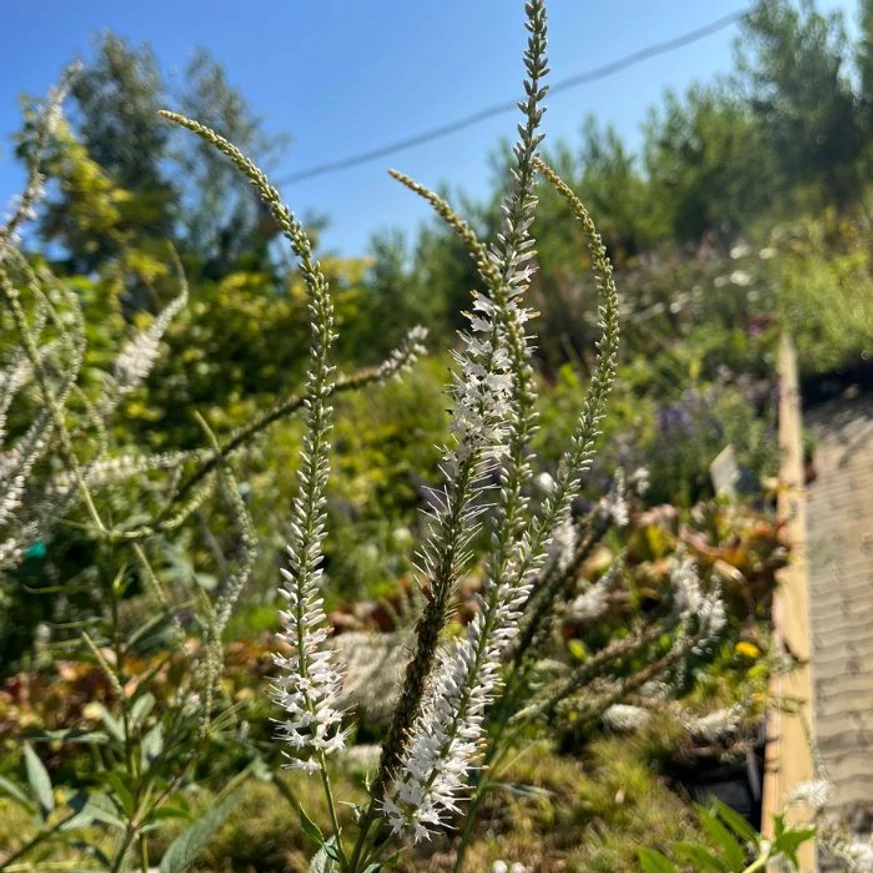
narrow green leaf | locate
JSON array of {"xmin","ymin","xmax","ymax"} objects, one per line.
[
  {"xmin": 20, "ymin": 729, "xmax": 110, "ymax": 746},
  {"xmin": 712, "ymin": 799, "xmax": 759, "ymax": 846},
  {"xmin": 130, "ymin": 692, "xmax": 156, "ymax": 730},
  {"xmin": 23, "ymin": 743, "xmax": 54, "ymax": 820},
  {"xmin": 91, "ymin": 704, "xmax": 125, "ymax": 744},
  {"xmin": 0, "ymin": 774, "xmax": 34, "ymax": 809},
  {"xmin": 127, "ymin": 612, "xmax": 177, "ymax": 650},
  {"xmin": 491, "ymin": 781, "xmax": 554, "ymax": 799},
  {"xmin": 62, "ymin": 791, "xmax": 127, "ymax": 831},
  {"xmin": 159, "ymin": 790, "xmax": 240, "ymax": 873},
  {"xmin": 147, "ymin": 805, "xmax": 194, "ymax": 823},
  {"xmin": 104, "ymin": 772, "xmax": 135, "ymax": 818},
  {"xmin": 696, "ymin": 806, "xmax": 746, "ymax": 870},
  {"xmin": 141, "ymin": 722, "xmax": 165, "ymax": 768},
  {"xmin": 636, "ymin": 847, "xmax": 679, "ymax": 873},
  {"xmin": 675, "ymin": 841, "xmax": 730, "ymax": 872},
  {"xmin": 299, "ymin": 805, "xmax": 325, "ymax": 847},
  {"xmin": 362, "ymin": 847, "xmax": 405, "ymax": 871}
]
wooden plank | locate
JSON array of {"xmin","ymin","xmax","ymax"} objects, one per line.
[{"xmin": 761, "ymin": 334, "xmax": 817, "ymax": 871}]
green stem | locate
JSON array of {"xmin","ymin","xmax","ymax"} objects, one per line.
[
  {"xmin": 138, "ymin": 835, "xmax": 150, "ymax": 873},
  {"xmin": 167, "ymin": 360, "xmax": 393, "ymax": 512},
  {"xmin": 347, "ymin": 803, "xmax": 379, "ymax": 873},
  {"xmin": 319, "ymin": 754, "xmax": 348, "ymax": 868},
  {"xmin": 110, "ymin": 825, "xmax": 138, "ymax": 873},
  {"xmin": 108, "ymin": 571, "xmax": 137, "ymax": 792},
  {"xmin": 451, "ymin": 779, "xmax": 488, "ymax": 873},
  {"xmin": 742, "ymin": 853, "xmax": 770, "ymax": 873},
  {"xmin": 106, "ymin": 559, "xmax": 145, "ymax": 873}
]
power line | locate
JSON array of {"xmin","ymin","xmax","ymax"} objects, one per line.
[{"xmin": 276, "ymin": 8, "xmax": 750, "ymax": 186}]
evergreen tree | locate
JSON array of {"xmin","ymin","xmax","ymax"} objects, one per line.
[{"xmin": 736, "ymin": 0, "xmax": 862, "ymax": 206}]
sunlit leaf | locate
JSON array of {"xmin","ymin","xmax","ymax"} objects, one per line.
[
  {"xmin": 24, "ymin": 743, "xmax": 54, "ymax": 820},
  {"xmin": 159, "ymin": 791, "xmax": 240, "ymax": 873}
]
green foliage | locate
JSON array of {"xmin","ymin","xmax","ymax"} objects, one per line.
[
  {"xmin": 736, "ymin": 0, "xmax": 863, "ymax": 207},
  {"xmin": 637, "ymin": 800, "xmax": 816, "ymax": 873},
  {"xmin": 158, "ymin": 791, "xmax": 241, "ymax": 873},
  {"xmin": 763, "ymin": 212, "xmax": 873, "ymax": 375},
  {"xmin": 644, "ymin": 85, "xmax": 772, "ymax": 243},
  {"xmin": 19, "ymin": 30, "xmax": 285, "ymax": 279}
]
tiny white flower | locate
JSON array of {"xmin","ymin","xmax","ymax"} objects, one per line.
[
  {"xmin": 600, "ymin": 470, "xmax": 630, "ymax": 528},
  {"xmin": 535, "ymin": 471, "xmax": 556, "ymax": 494},
  {"xmin": 729, "ymin": 270, "xmax": 753, "ymax": 287},
  {"xmin": 569, "ymin": 582, "xmax": 609, "ymax": 622},
  {"xmin": 787, "ymin": 779, "xmax": 831, "ymax": 811},
  {"xmin": 551, "ymin": 517, "xmax": 576, "ymax": 574},
  {"xmin": 629, "ymin": 466, "xmax": 650, "ymax": 497}
]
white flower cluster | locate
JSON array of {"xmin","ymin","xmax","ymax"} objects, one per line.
[
  {"xmin": 271, "ymin": 220, "xmax": 349, "ymax": 770},
  {"xmin": 787, "ymin": 778, "xmax": 831, "ymax": 812},
  {"xmin": 114, "ymin": 287, "xmax": 188, "ymax": 394},
  {"xmin": 671, "ymin": 556, "xmax": 726, "ymax": 646},
  {"xmin": 0, "ymin": 421, "xmax": 53, "ymax": 530},
  {"xmin": 0, "ymin": 536, "xmax": 22, "ymax": 570},
  {"xmin": 629, "ymin": 466, "xmax": 650, "ymax": 497},
  {"xmin": 274, "ymin": 580, "xmax": 347, "ymax": 772},
  {"xmin": 49, "ymin": 450, "xmax": 199, "ymax": 493},
  {"xmin": 449, "ymin": 292, "xmax": 517, "ymax": 466},
  {"xmin": 376, "ymin": 325, "xmax": 429, "ymax": 382},
  {"xmin": 602, "ymin": 703, "xmax": 650, "ymax": 732},
  {"xmin": 638, "ymin": 681, "xmax": 671, "ymax": 701},
  {"xmin": 2, "ymin": 179, "xmax": 43, "ymax": 228},
  {"xmin": 384, "ymin": 575, "xmax": 529, "ymax": 840},
  {"xmin": 568, "ymin": 559, "xmax": 621, "ymax": 622},
  {"xmin": 550, "ymin": 517, "xmax": 577, "ymax": 575},
  {"xmin": 599, "ymin": 469, "xmax": 630, "ymax": 528},
  {"xmin": 0, "ymin": 357, "xmax": 34, "ymax": 439},
  {"xmin": 684, "ymin": 704, "xmax": 744, "ymax": 743},
  {"xmin": 383, "ymin": 235, "xmax": 544, "ymax": 840},
  {"xmin": 273, "ymin": 404, "xmax": 348, "ymax": 770}
]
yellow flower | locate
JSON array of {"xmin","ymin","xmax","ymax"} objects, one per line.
[{"xmin": 735, "ymin": 641, "xmax": 761, "ymax": 659}]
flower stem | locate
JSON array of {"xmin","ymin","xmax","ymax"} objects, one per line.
[{"xmin": 319, "ymin": 754, "xmax": 348, "ymax": 868}]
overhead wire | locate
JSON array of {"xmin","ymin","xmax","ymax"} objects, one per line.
[{"xmin": 275, "ymin": 8, "xmax": 750, "ymax": 186}]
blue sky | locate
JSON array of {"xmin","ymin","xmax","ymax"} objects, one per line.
[{"xmin": 0, "ymin": 0, "xmax": 859, "ymax": 257}]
